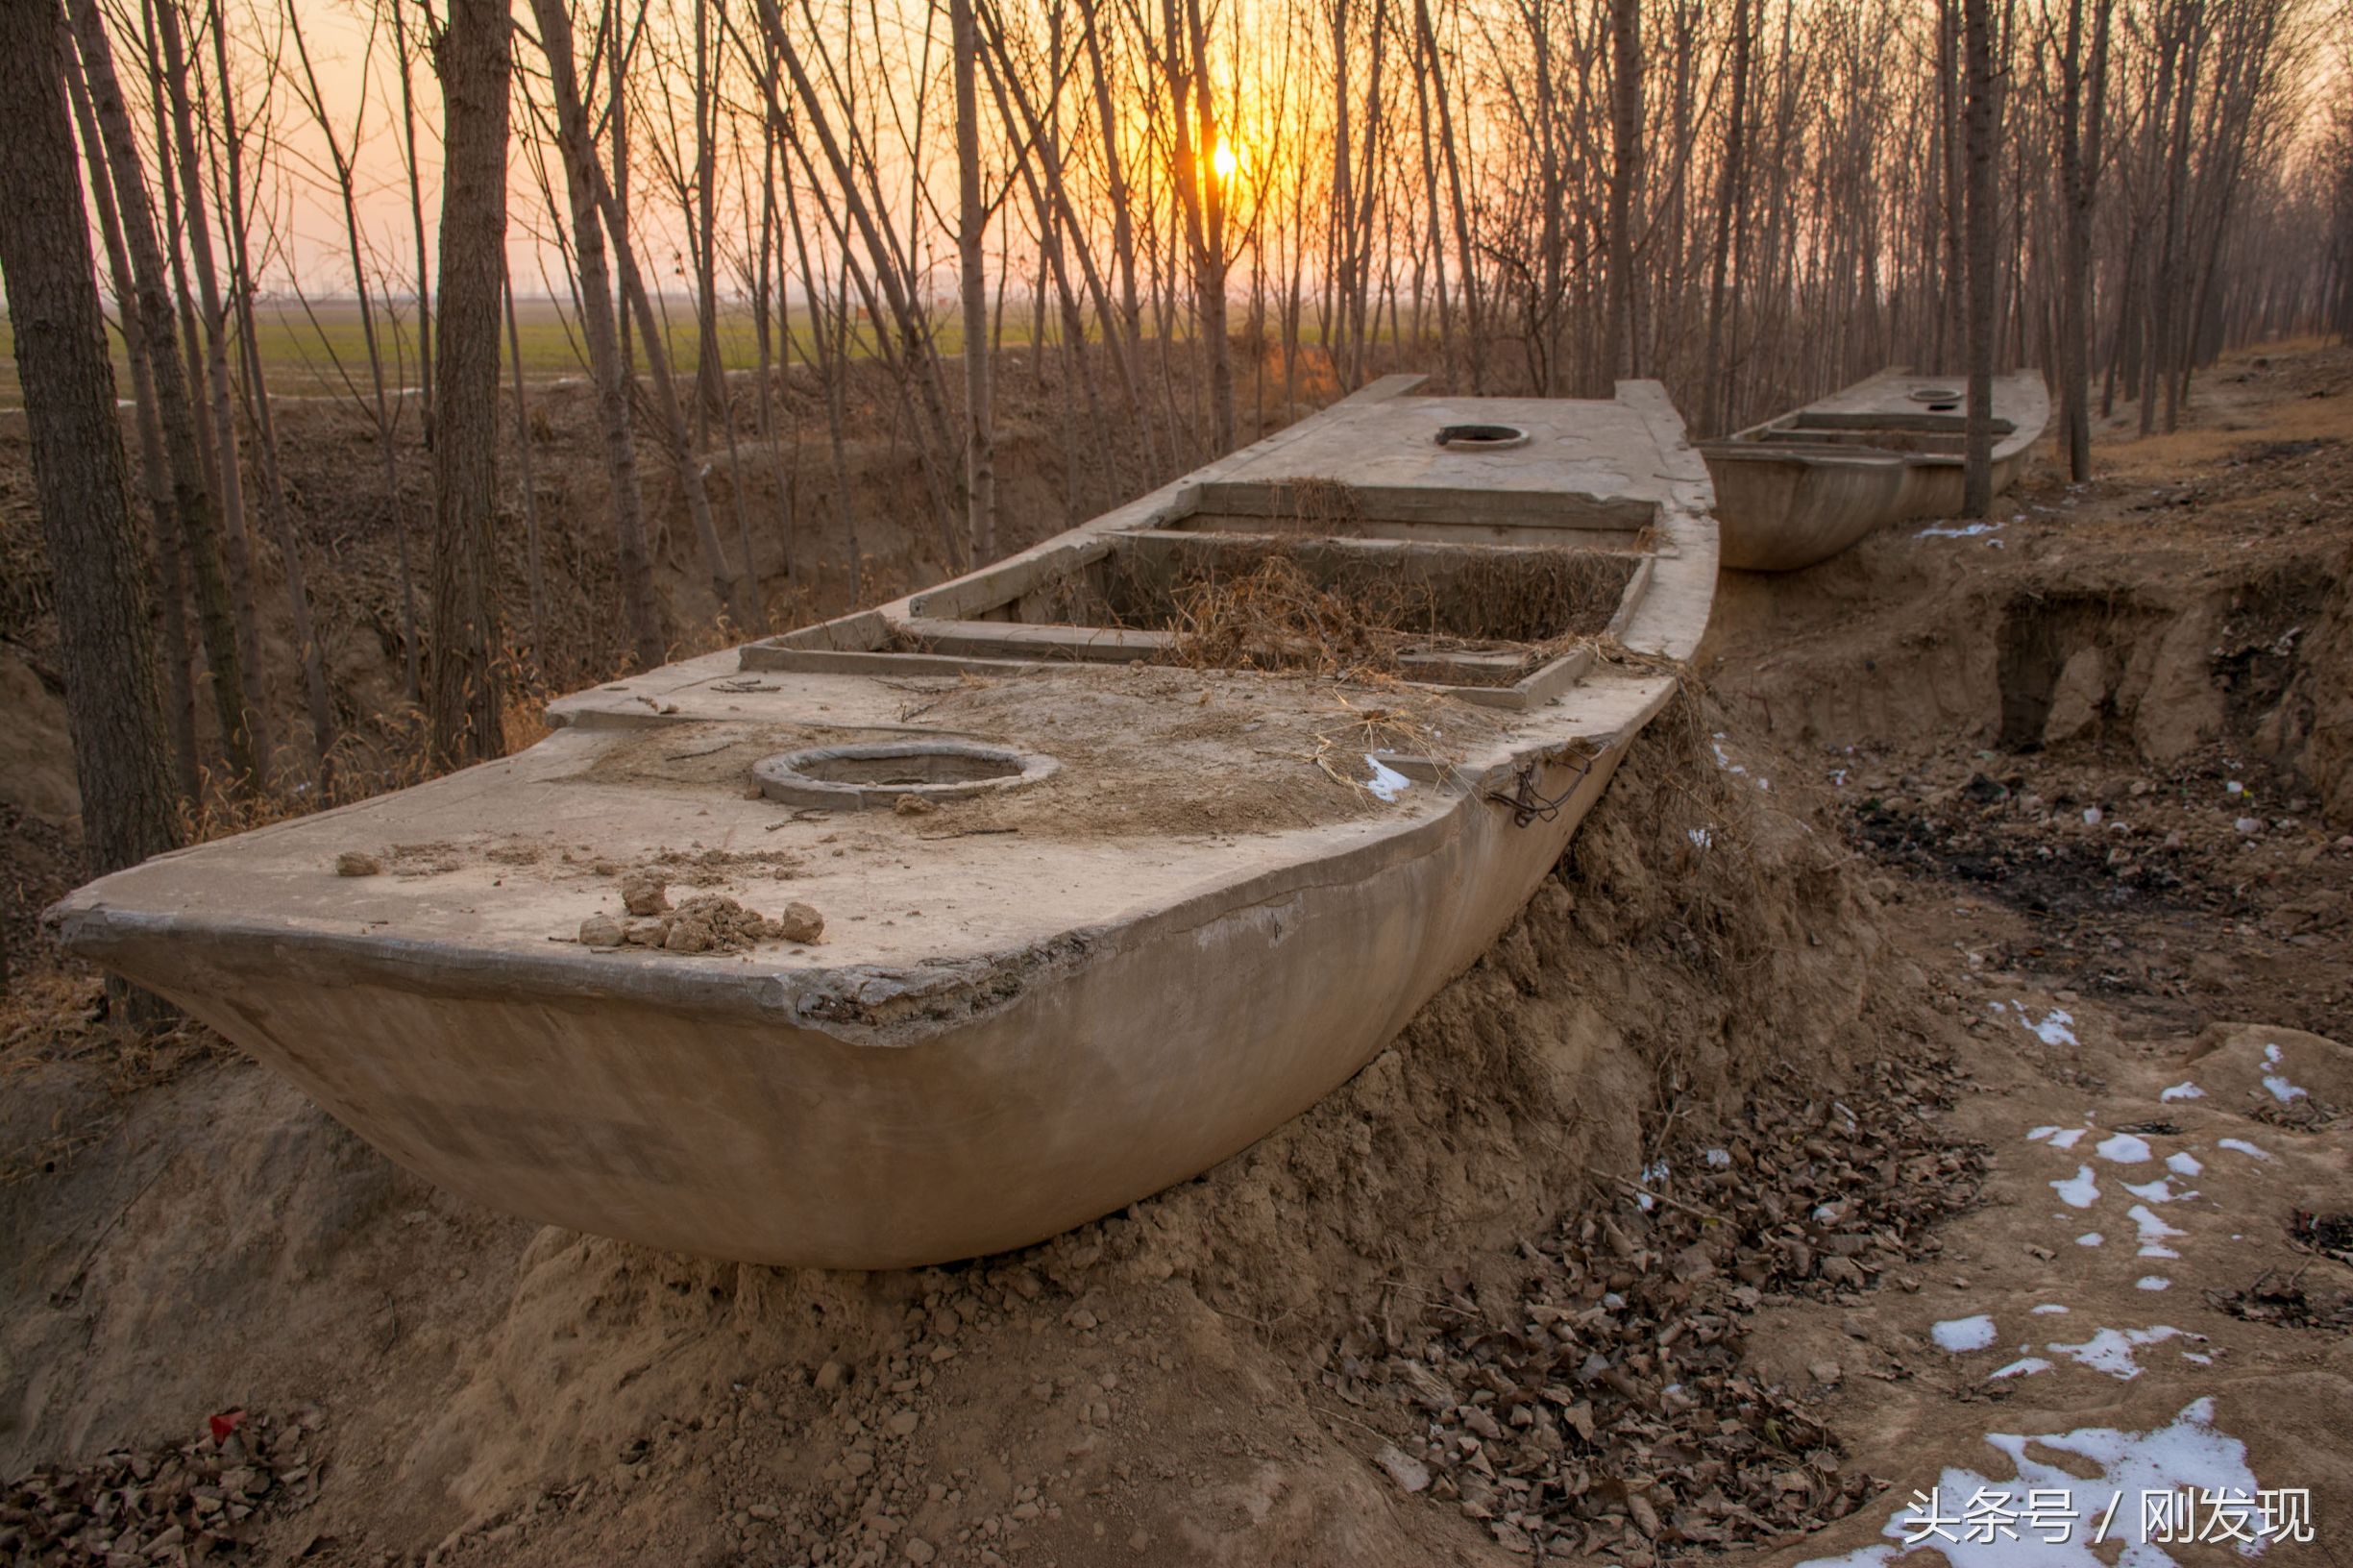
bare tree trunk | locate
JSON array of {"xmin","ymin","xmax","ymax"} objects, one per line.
[
  {"xmin": 211, "ymin": 14, "xmax": 336, "ymax": 791},
  {"xmin": 153, "ymin": 0, "xmax": 272, "ymax": 783},
  {"xmin": 1961, "ymin": 0, "xmax": 1998, "ymax": 516},
  {"xmin": 65, "ymin": 0, "xmax": 254, "ymax": 789},
  {"xmin": 2058, "ymin": 0, "xmax": 2111, "ymax": 480},
  {"xmin": 528, "ymin": 0, "xmax": 667, "ymax": 670},
  {"xmin": 0, "ymin": 0, "xmax": 180, "ymax": 1022},
  {"xmin": 1702, "ymin": 0, "xmax": 1750, "ymax": 433},
  {"xmin": 952, "ymin": 0, "xmax": 996, "ymax": 561},
  {"xmin": 427, "ymin": 0, "xmax": 511, "ymax": 769},
  {"xmin": 504, "ymin": 274, "xmax": 551, "ymax": 680},
  {"xmin": 1605, "ymin": 0, "xmax": 1643, "ymax": 382},
  {"xmin": 390, "ymin": 0, "xmax": 435, "ymax": 445},
  {"xmin": 66, "ymin": 46, "xmax": 198, "ymax": 799}
]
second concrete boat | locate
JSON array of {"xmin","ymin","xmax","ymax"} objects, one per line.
[{"xmin": 1703, "ymin": 368, "xmax": 2049, "ymax": 572}]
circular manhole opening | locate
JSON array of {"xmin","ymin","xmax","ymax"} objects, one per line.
[
  {"xmin": 752, "ymin": 740, "xmax": 1058, "ymax": 810},
  {"xmin": 1908, "ymin": 386, "xmax": 1964, "ymax": 405},
  {"xmin": 1434, "ymin": 422, "xmax": 1531, "ymax": 452}
]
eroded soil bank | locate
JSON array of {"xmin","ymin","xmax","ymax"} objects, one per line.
[{"xmin": 5, "ymin": 344, "xmax": 2350, "ymax": 1567}]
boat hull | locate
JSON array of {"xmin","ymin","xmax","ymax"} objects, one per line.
[
  {"xmin": 64, "ymin": 742, "xmax": 1641, "ymax": 1269},
  {"xmin": 1703, "ymin": 446, "xmax": 1913, "ymax": 573},
  {"xmin": 1897, "ymin": 442, "xmax": 2034, "ymax": 520}
]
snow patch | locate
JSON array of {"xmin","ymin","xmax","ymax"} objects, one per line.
[
  {"xmin": 2218, "ymin": 1138, "xmax": 2272, "ymax": 1162},
  {"xmin": 2096, "ymin": 1133, "xmax": 2152, "ymax": 1164},
  {"xmin": 2260, "ymin": 1043, "xmax": 2308, "ymax": 1103},
  {"xmin": 2051, "ymin": 1165, "xmax": 2100, "ymax": 1209},
  {"xmin": 2129, "ymin": 1204, "xmax": 2188, "ymax": 1259},
  {"xmin": 2160, "ymin": 1081, "xmax": 2204, "ymax": 1102},
  {"xmin": 1363, "ymin": 755, "xmax": 1411, "ymax": 803},
  {"xmin": 1933, "ymin": 1315, "xmax": 1998, "ymax": 1354},
  {"xmin": 1803, "ymin": 1399, "xmax": 2267, "ymax": 1568},
  {"xmin": 2048, "ymin": 1324, "xmax": 2188, "ymax": 1380}
]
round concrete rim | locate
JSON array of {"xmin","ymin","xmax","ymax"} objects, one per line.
[
  {"xmin": 751, "ymin": 740, "xmax": 1060, "ymax": 811},
  {"xmin": 1906, "ymin": 385, "xmax": 1965, "ymax": 404},
  {"xmin": 1434, "ymin": 422, "xmax": 1531, "ymax": 452}
]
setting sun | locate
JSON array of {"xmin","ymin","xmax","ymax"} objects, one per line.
[{"xmin": 1212, "ymin": 139, "xmax": 1240, "ymax": 181}]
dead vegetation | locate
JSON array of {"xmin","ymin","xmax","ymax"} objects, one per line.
[
  {"xmin": 1132, "ymin": 548, "xmax": 1634, "ymax": 685},
  {"xmin": 1327, "ymin": 1056, "xmax": 1986, "ymax": 1562},
  {"xmin": 0, "ymin": 1407, "xmax": 328, "ymax": 1564}
]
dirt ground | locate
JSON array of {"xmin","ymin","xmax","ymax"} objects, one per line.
[{"xmin": 4, "ymin": 344, "xmax": 2350, "ymax": 1567}]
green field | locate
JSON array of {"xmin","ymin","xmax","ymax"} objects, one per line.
[{"xmin": 0, "ymin": 293, "xmax": 1032, "ymax": 409}]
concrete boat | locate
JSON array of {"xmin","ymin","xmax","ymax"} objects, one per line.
[
  {"xmin": 1702, "ymin": 368, "xmax": 2048, "ymax": 571},
  {"xmin": 46, "ymin": 376, "xmax": 1718, "ymax": 1269}
]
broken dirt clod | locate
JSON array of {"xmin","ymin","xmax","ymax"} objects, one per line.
[
  {"xmin": 620, "ymin": 871, "xmax": 671, "ymax": 918},
  {"xmin": 333, "ymin": 851, "xmax": 382, "ymax": 877},
  {"xmin": 776, "ymin": 901, "xmax": 824, "ymax": 943}
]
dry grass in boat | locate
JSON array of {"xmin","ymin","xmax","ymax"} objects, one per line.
[{"xmin": 1140, "ymin": 549, "xmax": 1634, "ymax": 685}]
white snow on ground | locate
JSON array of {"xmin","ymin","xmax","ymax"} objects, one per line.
[
  {"xmin": 2031, "ymin": 1304, "xmax": 2070, "ymax": 1315},
  {"xmin": 2129, "ymin": 1204, "xmax": 2188, "ymax": 1259},
  {"xmin": 2047, "ymin": 1324, "xmax": 2189, "ymax": 1380},
  {"xmin": 2076, "ymin": 1232, "xmax": 2103, "ymax": 1247},
  {"xmin": 2218, "ymin": 1138, "xmax": 2272, "ymax": 1161},
  {"xmin": 1687, "ymin": 825, "xmax": 1714, "ymax": 848},
  {"xmin": 1933, "ymin": 1315, "xmax": 1998, "ymax": 1353},
  {"xmin": 2166, "ymin": 1150, "xmax": 2203, "ymax": 1177},
  {"xmin": 1990, "ymin": 1357, "xmax": 2051, "ymax": 1380},
  {"xmin": 2096, "ymin": 1133, "xmax": 2152, "ymax": 1164},
  {"xmin": 2160, "ymin": 1081, "xmax": 2205, "ymax": 1102},
  {"xmin": 2027, "ymin": 1125, "xmax": 2059, "ymax": 1141},
  {"xmin": 1362, "ymin": 755, "xmax": 1411, "ymax": 802},
  {"xmin": 1796, "ymin": 1399, "xmax": 2268, "ymax": 1568},
  {"xmin": 2123, "ymin": 1177, "xmax": 2196, "ymax": 1204},
  {"xmin": 2260, "ymin": 1042, "xmax": 2308, "ymax": 1103},
  {"xmin": 2051, "ymin": 1166, "xmax": 2100, "ymax": 1208},
  {"xmin": 2012, "ymin": 1006, "xmax": 2080, "ymax": 1046},
  {"xmin": 2138, "ymin": 1277, "xmax": 2171, "ymax": 1291},
  {"xmin": 1631, "ymin": 1159, "xmax": 1672, "ymax": 1212},
  {"xmin": 2048, "ymin": 1127, "xmax": 2086, "ymax": 1149},
  {"xmin": 1918, "ymin": 521, "xmax": 2003, "ymax": 539},
  {"xmin": 1703, "ymin": 1147, "xmax": 1731, "ymax": 1168}
]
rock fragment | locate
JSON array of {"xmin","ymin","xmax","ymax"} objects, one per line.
[
  {"xmin": 621, "ymin": 870, "xmax": 671, "ymax": 917},
  {"xmin": 335, "ymin": 851, "xmax": 383, "ymax": 877}
]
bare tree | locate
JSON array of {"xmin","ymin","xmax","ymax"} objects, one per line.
[
  {"xmin": 1961, "ymin": 0, "xmax": 2000, "ymax": 515},
  {"xmin": 427, "ymin": 0, "xmax": 513, "ymax": 768},
  {"xmin": 65, "ymin": 0, "xmax": 256, "ymax": 789},
  {"xmin": 952, "ymin": 0, "xmax": 998, "ymax": 560},
  {"xmin": 528, "ymin": 0, "xmax": 667, "ymax": 670},
  {"xmin": 0, "ymin": 0, "xmax": 181, "ymax": 1019}
]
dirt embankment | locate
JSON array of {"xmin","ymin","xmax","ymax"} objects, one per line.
[{"xmin": 5, "ymin": 343, "xmax": 2351, "ymax": 1568}]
